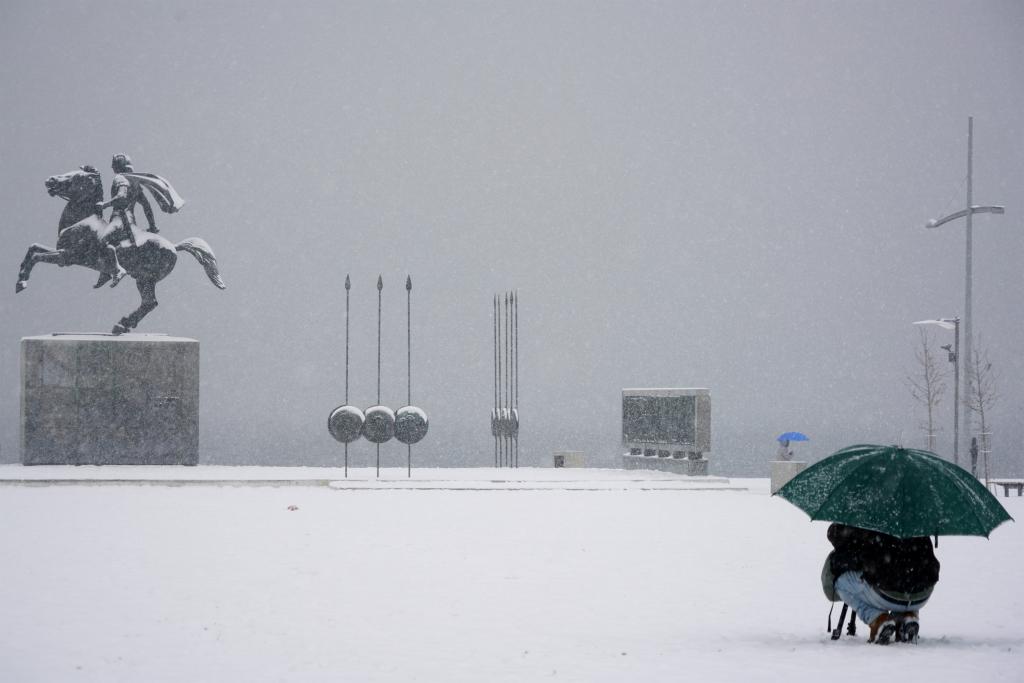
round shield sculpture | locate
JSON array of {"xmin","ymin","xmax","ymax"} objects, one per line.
[
  {"xmin": 362, "ymin": 405, "xmax": 396, "ymax": 443},
  {"xmin": 328, "ymin": 405, "xmax": 365, "ymax": 444},
  {"xmin": 395, "ymin": 406, "xmax": 429, "ymax": 445}
]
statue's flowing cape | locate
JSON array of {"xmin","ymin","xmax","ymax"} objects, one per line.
[{"xmin": 124, "ymin": 172, "xmax": 186, "ymax": 214}]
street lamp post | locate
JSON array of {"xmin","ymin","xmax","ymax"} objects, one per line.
[
  {"xmin": 913, "ymin": 318, "xmax": 960, "ymax": 465},
  {"xmin": 925, "ymin": 117, "xmax": 1005, "ymax": 464}
]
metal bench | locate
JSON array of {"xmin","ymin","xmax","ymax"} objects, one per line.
[{"xmin": 989, "ymin": 480, "xmax": 1024, "ymax": 497}]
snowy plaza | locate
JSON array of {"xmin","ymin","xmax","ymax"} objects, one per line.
[
  {"xmin": 3, "ymin": 2, "xmax": 1024, "ymax": 681},
  {"xmin": 0, "ymin": 467, "xmax": 1019, "ymax": 682}
]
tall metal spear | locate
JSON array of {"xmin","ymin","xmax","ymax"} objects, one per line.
[
  {"xmin": 345, "ymin": 274, "xmax": 351, "ymax": 478},
  {"xmin": 514, "ymin": 289, "xmax": 519, "ymax": 468},
  {"xmin": 505, "ymin": 291, "xmax": 511, "ymax": 467},
  {"xmin": 376, "ymin": 274, "xmax": 383, "ymax": 478},
  {"xmin": 493, "ymin": 294, "xmax": 499, "ymax": 468},
  {"xmin": 406, "ymin": 275, "xmax": 412, "ymax": 478},
  {"xmin": 498, "ymin": 293, "xmax": 504, "ymax": 468}
]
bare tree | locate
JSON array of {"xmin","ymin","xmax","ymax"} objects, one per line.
[
  {"xmin": 906, "ymin": 328, "xmax": 946, "ymax": 452},
  {"xmin": 965, "ymin": 337, "xmax": 998, "ymax": 481}
]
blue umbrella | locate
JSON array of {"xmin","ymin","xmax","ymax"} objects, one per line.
[{"xmin": 777, "ymin": 432, "xmax": 809, "ymax": 442}]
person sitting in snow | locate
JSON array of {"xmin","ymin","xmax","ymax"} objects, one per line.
[{"xmin": 822, "ymin": 523, "xmax": 939, "ymax": 644}]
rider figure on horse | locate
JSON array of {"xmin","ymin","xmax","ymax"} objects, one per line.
[{"xmin": 94, "ymin": 153, "xmax": 168, "ymax": 288}]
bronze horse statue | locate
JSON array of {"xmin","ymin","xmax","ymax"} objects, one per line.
[{"xmin": 17, "ymin": 166, "xmax": 226, "ymax": 334}]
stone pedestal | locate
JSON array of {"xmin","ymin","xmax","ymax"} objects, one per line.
[
  {"xmin": 622, "ymin": 453, "xmax": 710, "ymax": 476},
  {"xmin": 770, "ymin": 460, "xmax": 807, "ymax": 494},
  {"xmin": 553, "ymin": 451, "xmax": 585, "ymax": 468},
  {"xmin": 20, "ymin": 334, "xmax": 199, "ymax": 465}
]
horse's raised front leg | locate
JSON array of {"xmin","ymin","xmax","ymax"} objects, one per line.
[
  {"xmin": 112, "ymin": 278, "xmax": 158, "ymax": 335},
  {"xmin": 17, "ymin": 243, "xmax": 65, "ymax": 293}
]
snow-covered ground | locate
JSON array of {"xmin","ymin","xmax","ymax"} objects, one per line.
[{"xmin": 0, "ymin": 467, "xmax": 1019, "ymax": 682}]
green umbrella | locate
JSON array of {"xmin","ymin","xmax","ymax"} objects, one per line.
[{"xmin": 775, "ymin": 444, "xmax": 1013, "ymax": 538}]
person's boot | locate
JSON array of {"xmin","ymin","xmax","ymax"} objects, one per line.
[
  {"xmin": 895, "ymin": 612, "xmax": 919, "ymax": 644},
  {"xmin": 868, "ymin": 613, "xmax": 896, "ymax": 644}
]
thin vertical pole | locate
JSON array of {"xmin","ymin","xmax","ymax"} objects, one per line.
[
  {"xmin": 377, "ymin": 275, "xmax": 383, "ymax": 404},
  {"xmin": 503, "ymin": 290, "xmax": 507, "ymax": 413},
  {"xmin": 345, "ymin": 275, "xmax": 351, "ymax": 403},
  {"xmin": 377, "ymin": 274, "xmax": 383, "ymax": 478},
  {"xmin": 493, "ymin": 295, "xmax": 496, "ymax": 414},
  {"xmin": 497, "ymin": 293, "xmax": 503, "ymax": 467},
  {"xmin": 494, "ymin": 294, "xmax": 499, "ymax": 468},
  {"xmin": 505, "ymin": 292, "xmax": 511, "ymax": 467},
  {"xmin": 963, "ymin": 116, "xmax": 973, "ymax": 468},
  {"xmin": 514, "ymin": 289, "xmax": 519, "ymax": 468},
  {"xmin": 406, "ymin": 276, "xmax": 412, "ymax": 406},
  {"xmin": 514, "ymin": 290, "xmax": 519, "ymax": 411},
  {"xmin": 345, "ymin": 274, "xmax": 351, "ymax": 478},
  {"xmin": 406, "ymin": 275, "xmax": 412, "ymax": 478},
  {"xmin": 512, "ymin": 288, "xmax": 520, "ymax": 471},
  {"xmin": 953, "ymin": 318, "xmax": 960, "ymax": 467},
  {"xmin": 983, "ymin": 431, "xmax": 990, "ymax": 487}
]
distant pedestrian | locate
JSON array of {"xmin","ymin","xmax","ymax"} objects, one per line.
[{"xmin": 777, "ymin": 439, "xmax": 793, "ymax": 461}]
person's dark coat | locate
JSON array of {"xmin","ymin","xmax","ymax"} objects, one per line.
[{"xmin": 827, "ymin": 523, "xmax": 939, "ymax": 595}]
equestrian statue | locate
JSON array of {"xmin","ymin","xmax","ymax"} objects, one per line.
[{"xmin": 16, "ymin": 155, "xmax": 226, "ymax": 334}]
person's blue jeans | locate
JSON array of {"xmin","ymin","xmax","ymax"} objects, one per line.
[{"xmin": 834, "ymin": 571, "xmax": 931, "ymax": 625}]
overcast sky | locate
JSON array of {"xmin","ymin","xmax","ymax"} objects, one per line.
[{"xmin": 2, "ymin": 1, "xmax": 1022, "ymax": 474}]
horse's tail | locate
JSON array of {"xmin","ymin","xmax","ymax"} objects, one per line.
[{"xmin": 175, "ymin": 238, "xmax": 226, "ymax": 289}]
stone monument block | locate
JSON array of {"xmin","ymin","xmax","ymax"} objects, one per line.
[
  {"xmin": 553, "ymin": 451, "xmax": 585, "ymax": 468},
  {"xmin": 621, "ymin": 388, "xmax": 711, "ymax": 475},
  {"xmin": 21, "ymin": 334, "xmax": 199, "ymax": 465}
]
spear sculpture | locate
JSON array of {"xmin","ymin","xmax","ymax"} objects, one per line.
[
  {"xmin": 505, "ymin": 290, "xmax": 509, "ymax": 466},
  {"xmin": 331, "ymin": 274, "xmax": 423, "ymax": 477},
  {"xmin": 490, "ymin": 290, "xmax": 522, "ymax": 468},
  {"xmin": 406, "ymin": 275, "xmax": 412, "ymax": 477},
  {"xmin": 328, "ymin": 275, "xmax": 365, "ymax": 476},
  {"xmin": 493, "ymin": 294, "xmax": 499, "ymax": 468},
  {"xmin": 493, "ymin": 294, "xmax": 501, "ymax": 471},
  {"xmin": 501, "ymin": 292, "xmax": 507, "ymax": 467},
  {"xmin": 345, "ymin": 274, "xmax": 351, "ymax": 477},
  {"xmin": 394, "ymin": 276, "xmax": 429, "ymax": 470},
  {"xmin": 376, "ymin": 274, "xmax": 383, "ymax": 477},
  {"xmin": 513, "ymin": 289, "xmax": 519, "ymax": 468}
]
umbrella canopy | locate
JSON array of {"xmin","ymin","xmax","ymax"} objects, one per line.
[
  {"xmin": 775, "ymin": 444, "xmax": 1013, "ymax": 538},
  {"xmin": 777, "ymin": 432, "xmax": 809, "ymax": 442}
]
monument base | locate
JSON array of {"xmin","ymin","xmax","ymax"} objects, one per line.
[
  {"xmin": 770, "ymin": 460, "xmax": 807, "ymax": 494},
  {"xmin": 20, "ymin": 334, "xmax": 199, "ymax": 465},
  {"xmin": 622, "ymin": 453, "xmax": 709, "ymax": 476},
  {"xmin": 553, "ymin": 451, "xmax": 585, "ymax": 468}
]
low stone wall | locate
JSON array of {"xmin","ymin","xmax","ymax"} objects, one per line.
[
  {"xmin": 622, "ymin": 453, "xmax": 709, "ymax": 476},
  {"xmin": 770, "ymin": 460, "xmax": 807, "ymax": 494}
]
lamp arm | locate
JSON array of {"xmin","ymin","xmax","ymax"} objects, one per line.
[{"xmin": 927, "ymin": 205, "xmax": 1005, "ymax": 229}]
